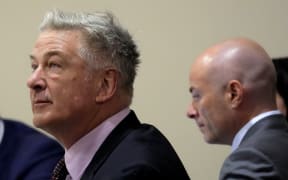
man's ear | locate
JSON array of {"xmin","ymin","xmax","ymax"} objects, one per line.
[
  {"xmin": 226, "ymin": 80, "xmax": 243, "ymax": 108},
  {"xmin": 95, "ymin": 69, "xmax": 118, "ymax": 103}
]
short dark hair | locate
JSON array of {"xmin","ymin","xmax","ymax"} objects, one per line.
[{"xmin": 273, "ymin": 57, "xmax": 288, "ymax": 117}]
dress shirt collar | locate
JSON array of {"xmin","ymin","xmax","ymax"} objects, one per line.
[
  {"xmin": 231, "ymin": 110, "xmax": 281, "ymax": 152},
  {"xmin": 65, "ymin": 108, "xmax": 130, "ymax": 180},
  {"xmin": 0, "ymin": 120, "xmax": 4, "ymax": 144}
]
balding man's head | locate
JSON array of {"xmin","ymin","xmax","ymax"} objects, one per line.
[
  {"xmin": 187, "ymin": 38, "xmax": 277, "ymax": 145},
  {"xmin": 193, "ymin": 38, "xmax": 276, "ymax": 107},
  {"xmin": 193, "ymin": 38, "xmax": 275, "ymax": 91}
]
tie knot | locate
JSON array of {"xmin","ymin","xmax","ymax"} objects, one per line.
[{"xmin": 51, "ymin": 157, "xmax": 68, "ymax": 180}]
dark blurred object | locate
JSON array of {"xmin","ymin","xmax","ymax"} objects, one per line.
[{"xmin": 273, "ymin": 57, "xmax": 288, "ymax": 118}]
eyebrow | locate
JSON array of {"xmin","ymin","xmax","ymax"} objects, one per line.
[
  {"xmin": 29, "ymin": 54, "xmax": 35, "ymax": 60},
  {"xmin": 29, "ymin": 51, "xmax": 64, "ymax": 61}
]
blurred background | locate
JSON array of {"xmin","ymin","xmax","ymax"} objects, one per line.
[{"xmin": 0, "ymin": 1, "xmax": 287, "ymax": 179}]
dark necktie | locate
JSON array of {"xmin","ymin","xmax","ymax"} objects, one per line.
[{"xmin": 51, "ymin": 157, "xmax": 68, "ymax": 180}]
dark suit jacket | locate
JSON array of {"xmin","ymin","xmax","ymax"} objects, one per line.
[
  {"xmin": 0, "ymin": 118, "xmax": 64, "ymax": 180},
  {"xmin": 220, "ymin": 114, "xmax": 288, "ymax": 180},
  {"xmin": 81, "ymin": 111, "xmax": 190, "ymax": 180}
]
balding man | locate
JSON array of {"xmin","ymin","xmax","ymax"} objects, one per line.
[{"xmin": 187, "ymin": 38, "xmax": 288, "ymax": 179}]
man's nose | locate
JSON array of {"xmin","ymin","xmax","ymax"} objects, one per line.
[
  {"xmin": 26, "ymin": 67, "xmax": 46, "ymax": 91},
  {"xmin": 187, "ymin": 104, "xmax": 198, "ymax": 119}
]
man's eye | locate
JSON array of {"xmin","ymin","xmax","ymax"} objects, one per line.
[
  {"xmin": 31, "ymin": 64, "xmax": 38, "ymax": 72},
  {"xmin": 192, "ymin": 93, "xmax": 201, "ymax": 101},
  {"xmin": 48, "ymin": 62, "xmax": 61, "ymax": 69}
]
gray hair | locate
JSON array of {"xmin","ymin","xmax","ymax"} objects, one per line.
[{"xmin": 39, "ymin": 9, "xmax": 140, "ymax": 97}]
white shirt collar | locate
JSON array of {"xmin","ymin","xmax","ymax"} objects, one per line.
[
  {"xmin": 231, "ymin": 110, "xmax": 281, "ymax": 152},
  {"xmin": 0, "ymin": 120, "xmax": 4, "ymax": 144},
  {"xmin": 65, "ymin": 108, "xmax": 130, "ymax": 180}
]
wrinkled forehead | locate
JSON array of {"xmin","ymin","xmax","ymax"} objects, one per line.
[
  {"xmin": 32, "ymin": 30, "xmax": 84, "ymax": 55},
  {"xmin": 36, "ymin": 29, "xmax": 85, "ymax": 45}
]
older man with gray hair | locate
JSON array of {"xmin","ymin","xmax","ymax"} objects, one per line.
[{"xmin": 27, "ymin": 9, "xmax": 190, "ymax": 180}]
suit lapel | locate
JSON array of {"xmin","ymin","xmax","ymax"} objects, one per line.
[
  {"xmin": 81, "ymin": 111, "xmax": 141, "ymax": 179},
  {"xmin": 240, "ymin": 114, "xmax": 287, "ymax": 145}
]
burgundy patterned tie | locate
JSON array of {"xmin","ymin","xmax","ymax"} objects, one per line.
[{"xmin": 51, "ymin": 157, "xmax": 68, "ymax": 180}]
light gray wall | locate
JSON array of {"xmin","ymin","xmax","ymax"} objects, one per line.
[{"xmin": 0, "ymin": 1, "xmax": 287, "ymax": 179}]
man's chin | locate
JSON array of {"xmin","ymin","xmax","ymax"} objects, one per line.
[
  {"xmin": 32, "ymin": 114, "xmax": 55, "ymax": 129},
  {"xmin": 32, "ymin": 114, "xmax": 68, "ymax": 134},
  {"xmin": 204, "ymin": 135, "xmax": 217, "ymax": 144},
  {"xmin": 33, "ymin": 117, "xmax": 48, "ymax": 129}
]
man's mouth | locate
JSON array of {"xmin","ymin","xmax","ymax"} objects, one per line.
[{"xmin": 33, "ymin": 98, "xmax": 52, "ymax": 107}]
